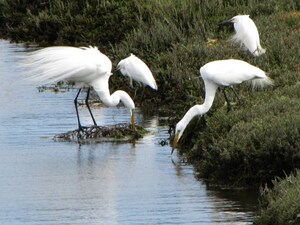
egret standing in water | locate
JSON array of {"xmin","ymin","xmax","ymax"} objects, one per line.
[
  {"xmin": 23, "ymin": 46, "xmax": 135, "ymax": 130},
  {"xmin": 219, "ymin": 15, "xmax": 266, "ymax": 56},
  {"xmin": 172, "ymin": 59, "xmax": 273, "ymax": 153},
  {"xmin": 117, "ymin": 53, "xmax": 158, "ymax": 90}
]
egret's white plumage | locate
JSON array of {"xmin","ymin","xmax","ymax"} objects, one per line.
[
  {"xmin": 117, "ymin": 53, "xmax": 157, "ymax": 90},
  {"xmin": 221, "ymin": 15, "xmax": 266, "ymax": 56},
  {"xmin": 23, "ymin": 46, "xmax": 135, "ymax": 130},
  {"xmin": 25, "ymin": 46, "xmax": 113, "ymax": 85},
  {"xmin": 172, "ymin": 59, "xmax": 273, "ymax": 152}
]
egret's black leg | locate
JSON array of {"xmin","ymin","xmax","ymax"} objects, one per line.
[
  {"xmin": 133, "ymin": 87, "xmax": 138, "ymax": 99},
  {"xmin": 139, "ymin": 86, "xmax": 146, "ymax": 106},
  {"xmin": 85, "ymin": 87, "xmax": 97, "ymax": 126},
  {"xmin": 222, "ymin": 88, "xmax": 232, "ymax": 112},
  {"xmin": 74, "ymin": 88, "xmax": 83, "ymax": 130},
  {"xmin": 230, "ymin": 86, "xmax": 243, "ymax": 107}
]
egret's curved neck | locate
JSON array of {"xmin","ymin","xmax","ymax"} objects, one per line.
[
  {"xmin": 106, "ymin": 90, "xmax": 135, "ymax": 110},
  {"xmin": 202, "ymin": 80, "xmax": 218, "ymax": 112},
  {"xmin": 188, "ymin": 80, "xmax": 217, "ymax": 116},
  {"xmin": 91, "ymin": 78, "xmax": 135, "ymax": 110},
  {"xmin": 178, "ymin": 80, "xmax": 218, "ymax": 132}
]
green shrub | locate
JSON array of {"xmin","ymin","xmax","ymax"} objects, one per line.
[
  {"xmin": 253, "ymin": 171, "xmax": 300, "ymax": 225},
  {"xmin": 0, "ymin": 0, "xmax": 139, "ymax": 45}
]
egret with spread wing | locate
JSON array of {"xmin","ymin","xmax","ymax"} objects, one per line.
[
  {"xmin": 117, "ymin": 54, "xmax": 157, "ymax": 90},
  {"xmin": 172, "ymin": 59, "xmax": 273, "ymax": 153},
  {"xmin": 23, "ymin": 46, "xmax": 135, "ymax": 130},
  {"xmin": 219, "ymin": 15, "xmax": 266, "ymax": 56}
]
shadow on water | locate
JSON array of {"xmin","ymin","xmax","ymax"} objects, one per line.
[{"xmin": 0, "ymin": 39, "xmax": 258, "ymax": 225}]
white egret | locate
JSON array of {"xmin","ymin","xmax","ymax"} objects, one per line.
[
  {"xmin": 219, "ymin": 15, "xmax": 266, "ymax": 56},
  {"xmin": 172, "ymin": 59, "xmax": 273, "ymax": 153},
  {"xmin": 23, "ymin": 46, "xmax": 135, "ymax": 130},
  {"xmin": 117, "ymin": 53, "xmax": 158, "ymax": 90}
]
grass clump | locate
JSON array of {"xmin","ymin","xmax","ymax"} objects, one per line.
[
  {"xmin": 54, "ymin": 123, "xmax": 147, "ymax": 143},
  {"xmin": 253, "ymin": 171, "xmax": 300, "ymax": 225}
]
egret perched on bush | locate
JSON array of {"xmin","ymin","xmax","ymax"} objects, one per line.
[
  {"xmin": 219, "ymin": 15, "xmax": 266, "ymax": 56},
  {"xmin": 23, "ymin": 46, "xmax": 135, "ymax": 130},
  {"xmin": 172, "ymin": 59, "xmax": 273, "ymax": 153},
  {"xmin": 117, "ymin": 53, "xmax": 158, "ymax": 90}
]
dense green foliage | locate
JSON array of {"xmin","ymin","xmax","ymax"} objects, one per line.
[
  {"xmin": 254, "ymin": 171, "xmax": 300, "ymax": 225},
  {"xmin": 0, "ymin": 0, "xmax": 300, "ymax": 188},
  {"xmin": 0, "ymin": 0, "xmax": 138, "ymax": 46}
]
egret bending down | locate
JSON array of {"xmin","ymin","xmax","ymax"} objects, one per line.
[
  {"xmin": 172, "ymin": 59, "xmax": 273, "ymax": 153},
  {"xmin": 23, "ymin": 46, "xmax": 135, "ymax": 130},
  {"xmin": 219, "ymin": 15, "xmax": 266, "ymax": 56},
  {"xmin": 117, "ymin": 53, "xmax": 157, "ymax": 90}
]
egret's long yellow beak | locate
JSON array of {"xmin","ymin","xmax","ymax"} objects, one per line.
[
  {"xmin": 171, "ymin": 132, "xmax": 179, "ymax": 155},
  {"xmin": 131, "ymin": 109, "xmax": 135, "ymax": 131}
]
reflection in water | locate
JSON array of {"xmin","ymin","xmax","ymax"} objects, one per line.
[{"xmin": 0, "ymin": 39, "xmax": 257, "ymax": 224}]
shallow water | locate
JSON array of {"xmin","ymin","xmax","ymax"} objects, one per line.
[{"xmin": 0, "ymin": 39, "xmax": 258, "ymax": 225}]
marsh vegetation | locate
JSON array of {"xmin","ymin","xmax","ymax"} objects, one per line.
[{"xmin": 1, "ymin": 0, "xmax": 299, "ymax": 223}]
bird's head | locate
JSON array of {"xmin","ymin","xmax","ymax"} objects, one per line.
[
  {"xmin": 219, "ymin": 19, "xmax": 233, "ymax": 26},
  {"xmin": 116, "ymin": 62, "xmax": 122, "ymax": 72},
  {"xmin": 219, "ymin": 15, "xmax": 249, "ymax": 27},
  {"xmin": 171, "ymin": 105, "xmax": 204, "ymax": 154},
  {"xmin": 218, "ymin": 18, "xmax": 234, "ymax": 32},
  {"xmin": 171, "ymin": 121, "xmax": 186, "ymax": 154},
  {"xmin": 117, "ymin": 57, "xmax": 132, "ymax": 77},
  {"xmin": 117, "ymin": 58, "xmax": 126, "ymax": 72}
]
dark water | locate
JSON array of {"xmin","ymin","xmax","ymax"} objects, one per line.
[{"xmin": 0, "ymin": 39, "xmax": 258, "ymax": 225}]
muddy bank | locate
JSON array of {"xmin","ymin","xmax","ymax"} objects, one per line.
[{"xmin": 54, "ymin": 123, "xmax": 147, "ymax": 143}]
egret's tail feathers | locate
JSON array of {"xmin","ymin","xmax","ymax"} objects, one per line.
[
  {"xmin": 253, "ymin": 46, "xmax": 266, "ymax": 57},
  {"xmin": 251, "ymin": 76, "xmax": 273, "ymax": 89},
  {"xmin": 150, "ymin": 80, "xmax": 158, "ymax": 90},
  {"xmin": 259, "ymin": 47, "xmax": 266, "ymax": 55},
  {"xmin": 231, "ymin": 35, "xmax": 266, "ymax": 57},
  {"xmin": 22, "ymin": 61, "xmax": 83, "ymax": 85},
  {"xmin": 20, "ymin": 47, "xmax": 87, "ymax": 85}
]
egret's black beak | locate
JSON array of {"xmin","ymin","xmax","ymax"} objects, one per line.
[
  {"xmin": 171, "ymin": 147, "xmax": 175, "ymax": 155},
  {"xmin": 219, "ymin": 19, "xmax": 233, "ymax": 27},
  {"xmin": 218, "ymin": 19, "xmax": 234, "ymax": 33}
]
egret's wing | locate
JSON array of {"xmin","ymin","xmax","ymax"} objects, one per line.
[
  {"xmin": 22, "ymin": 46, "xmax": 112, "ymax": 85},
  {"xmin": 201, "ymin": 59, "xmax": 266, "ymax": 86}
]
